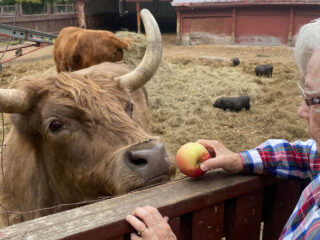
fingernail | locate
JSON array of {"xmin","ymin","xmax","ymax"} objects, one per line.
[{"xmin": 200, "ymin": 164, "xmax": 208, "ymax": 171}]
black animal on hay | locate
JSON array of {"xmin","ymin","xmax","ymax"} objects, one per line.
[
  {"xmin": 231, "ymin": 57, "xmax": 240, "ymax": 66},
  {"xmin": 255, "ymin": 64, "xmax": 273, "ymax": 78},
  {"xmin": 213, "ymin": 96, "xmax": 250, "ymax": 111}
]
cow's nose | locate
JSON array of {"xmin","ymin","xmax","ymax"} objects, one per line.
[{"xmin": 124, "ymin": 143, "xmax": 170, "ymax": 184}]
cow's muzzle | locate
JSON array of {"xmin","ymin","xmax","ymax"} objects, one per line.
[{"xmin": 124, "ymin": 143, "xmax": 170, "ymax": 185}]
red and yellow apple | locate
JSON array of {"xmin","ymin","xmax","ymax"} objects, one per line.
[{"xmin": 176, "ymin": 142, "xmax": 211, "ymax": 178}]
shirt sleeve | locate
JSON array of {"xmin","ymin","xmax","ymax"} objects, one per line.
[
  {"xmin": 302, "ymin": 216, "xmax": 320, "ymax": 240},
  {"xmin": 239, "ymin": 139, "xmax": 319, "ymax": 180}
]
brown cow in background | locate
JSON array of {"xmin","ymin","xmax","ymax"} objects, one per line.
[
  {"xmin": 53, "ymin": 27, "xmax": 129, "ymax": 72},
  {"xmin": 0, "ymin": 9, "xmax": 172, "ymax": 226}
]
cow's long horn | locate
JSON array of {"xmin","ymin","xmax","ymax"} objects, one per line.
[
  {"xmin": 0, "ymin": 89, "xmax": 28, "ymax": 113},
  {"xmin": 116, "ymin": 9, "xmax": 162, "ymax": 92}
]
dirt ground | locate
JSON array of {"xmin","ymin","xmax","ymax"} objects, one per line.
[{"xmin": 0, "ymin": 34, "xmax": 308, "ymax": 174}]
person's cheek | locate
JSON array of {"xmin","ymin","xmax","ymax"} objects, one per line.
[
  {"xmin": 312, "ymin": 110, "xmax": 320, "ymax": 125},
  {"xmin": 310, "ymin": 110, "xmax": 320, "ymax": 139}
]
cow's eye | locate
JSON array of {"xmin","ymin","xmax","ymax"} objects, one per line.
[
  {"xmin": 49, "ymin": 120, "xmax": 65, "ymax": 133},
  {"xmin": 125, "ymin": 101, "xmax": 133, "ymax": 118}
]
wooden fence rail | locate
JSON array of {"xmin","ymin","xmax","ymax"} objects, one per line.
[
  {"xmin": 0, "ymin": 4, "xmax": 75, "ymax": 15},
  {"xmin": 53, "ymin": 4, "xmax": 75, "ymax": 14},
  {"xmin": 0, "ymin": 4, "xmax": 77, "ymax": 34},
  {"xmin": 0, "ymin": 5, "xmax": 15, "ymax": 15},
  {"xmin": 0, "ymin": 170, "xmax": 302, "ymax": 240}
]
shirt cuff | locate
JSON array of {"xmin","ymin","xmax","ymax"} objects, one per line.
[{"xmin": 239, "ymin": 149, "xmax": 264, "ymax": 174}]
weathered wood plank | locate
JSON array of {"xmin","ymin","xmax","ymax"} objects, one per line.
[
  {"xmin": 179, "ymin": 212, "xmax": 193, "ymax": 240},
  {"xmin": 168, "ymin": 217, "xmax": 180, "ymax": 239},
  {"xmin": 192, "ymin": 203, "xmax": 224, "ymax": 240},
  {"xmin": 108, "ymin": 237, "xmax": 123, "ymax": 240},
  {"xmin": 225, "ymin": 189, "xmax": 263, "ymax": 240},
  {"xmin": 263, "ymin": 179, "xmax": 302, "ymax": 240},
  {"xmin": 123, "ymin": 234, "xmax": 130, "ymax": 240},
  {"xmin": 0, "ymin": 170, "xmax": 277, "ymax": 240},
  {"xmin": 0, "ymin": 13, "xmax": 77, "ymax": 34}
]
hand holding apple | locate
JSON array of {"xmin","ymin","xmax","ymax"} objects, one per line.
[
  {"xmin": 196, "ymin": 139, "xmax": 243, "ymax": 173},
  {"xmin": 176, "ymin": 142, "xmax": 211, "ymax": 178}
]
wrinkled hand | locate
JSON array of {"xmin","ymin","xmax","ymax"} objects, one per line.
[
  {"xmin": 126, "ymin": 206, "xmax": 177, "ymax": 240},
  {"xmin": 196, "ymin": 139, "xmax": 243, "ymax": 173}
]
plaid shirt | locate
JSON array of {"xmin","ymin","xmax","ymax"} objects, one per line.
[{"xmin": 240, "ymin": 139, "xmax": 320, "ymax": 240}]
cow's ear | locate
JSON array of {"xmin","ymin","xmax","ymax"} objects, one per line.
[{"xmin": 0, "ymin": 89, "xmax": 29, "ymax": 113}]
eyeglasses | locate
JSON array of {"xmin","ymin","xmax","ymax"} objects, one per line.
[
  {"xmin": 304, "ymin": 96, "xmax": 320, "ymax": 107},
  {"xmin": 298, "ymin": 82, "xmax": 320, "ymax": 108}
]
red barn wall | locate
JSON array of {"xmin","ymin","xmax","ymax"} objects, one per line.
[
  {"xmin": 236, "ymin": 6, "xmax": 289, "ymax": 45},
  {"xmin": 180, "ymin": 9, "xmax": 232, "ymax": 45},
  {"xmin": 177, "ymin": 4, "xmax": 320, "ymax": 45},
  {"xmin": 294, "ymin": 6, "xmax": 320, "ymax": 36}
]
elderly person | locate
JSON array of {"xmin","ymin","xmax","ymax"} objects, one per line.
[{"xmin": 126, "ymin": 19, "xmax": 320, "ymax": 240}]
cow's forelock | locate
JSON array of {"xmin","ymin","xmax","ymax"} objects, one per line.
[{"xmin": 16, "ymin": 73, "xmax": 149, "ymax": 141}]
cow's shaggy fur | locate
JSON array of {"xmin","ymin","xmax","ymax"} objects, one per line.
[{"xmin": 53, "ymin": 27, "xmax": 130, "ymax": 72}]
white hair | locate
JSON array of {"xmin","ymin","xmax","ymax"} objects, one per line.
[{"xmin": 294, "ymin": 18, "xmax": 320, "ymax": 77}]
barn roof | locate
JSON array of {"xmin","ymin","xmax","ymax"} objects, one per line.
[{"xmin": 171, "ymin": 0, "xmax": 320, "ymax": 6}]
